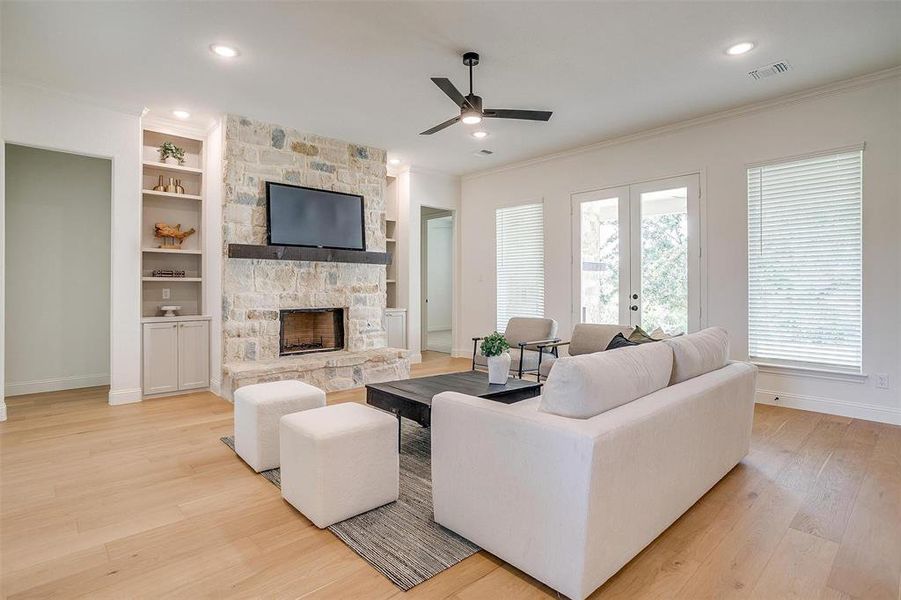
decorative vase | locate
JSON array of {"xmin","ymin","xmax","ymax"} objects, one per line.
[
  {"xmin": 174, "ymin": 179, "xmax": 185, "ymax": 194},
  {"xmin": 165, "ymin": 177, "xmax": 177, "ymax": 193},
  {"xmin": 152, "ymin": 175, "xmax": 165, "ymax": 191},
  {"xmin": 487, "ymin": 352, "xmax": 511, "ymax": 384}
]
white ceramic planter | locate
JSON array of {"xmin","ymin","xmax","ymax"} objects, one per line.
[{"xmin": 487, "ymin": 353, "xmax": 511, "ymax": 384}]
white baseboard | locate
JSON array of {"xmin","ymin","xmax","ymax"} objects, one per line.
[
  {"xmin": 210, "ymin": 377, "xmax": 222, "ymax": 397},
  {"xmin": 410, "ymin": 352, "xmax": 423, "ymax": 364},
  {"xmin": 451, "ymin": 348, "xmax": 471, "ymax": 359},
  {"xmin": 108, "ymin": 387, "xmax": 143, "ymax": 405},
  {"xmin": 0, "ymin": 400, "xmax": 6, "ymax": 422},
  {"xmin": 4, "ymin": 374, "xmax": 110, "ymax": 397},
  {"xmin": 756, "ymin": 388, "xmax": 901, "ymax": 425}
]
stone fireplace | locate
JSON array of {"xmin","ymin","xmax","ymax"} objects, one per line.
[
  {"xmin": 279, "ymin": 308, "xmax": 345, "ymax": 356},
  {"xmin": 220, "ymin": 115, "xmax": 410, "ymax": 399}
]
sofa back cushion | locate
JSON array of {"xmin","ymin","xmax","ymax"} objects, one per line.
[
  {"xmin": 569, "ymin": 323, "xmax": 634, "ymax": 356},
  {"xmin": 538, "ymin": 342, "xmax": 674, "ymax": 419},
  {"xmin": 663, "ymin": 327, "xmax": 729, "ymax": 384}
]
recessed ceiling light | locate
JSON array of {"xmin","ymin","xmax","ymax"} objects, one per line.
[
  {"xmin": 726, "ymin": 42, "xmax": 755, "ymax": 56},
  {"xmin": 472, "ymin": 130, "xmax": 489, "ymax": 139},
  {"xmin": 172, "ymin": 110, "xmax": 191, "ymax": 120},
  {"xmin": 210, "ymin": 44, "xmax": 240, "ymax": 58},
  {"xmin": 388, "ymin": 158, "xmax": 401, "ymax": 165}
]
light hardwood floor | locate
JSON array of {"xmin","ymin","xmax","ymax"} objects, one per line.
[{"xmin": 1, "ymin": 352, "xmax": 899, "ymax": 599}]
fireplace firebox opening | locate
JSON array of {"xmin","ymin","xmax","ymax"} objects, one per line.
[{"xmin": 279, "ymin": 308, "xmax": 345, "ymax": 356}]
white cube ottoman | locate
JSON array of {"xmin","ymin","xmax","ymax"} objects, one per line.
[
  {"xmin": 234, "ymin": 380, "xmax": 326, "ymax": 472},
  {"xmin": 280, "ymin": 403, "xmax": 399, "ymax": 528}
]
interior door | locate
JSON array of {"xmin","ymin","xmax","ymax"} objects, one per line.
[{"xmin": 573, "ymin": 174, "xmax": 700, "ymax": 333}]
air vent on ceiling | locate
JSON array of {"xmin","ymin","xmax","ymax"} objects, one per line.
[
  {"xmin": 748, "ymin": 61, "xmax": 792, "ymax": 80},
  {"xmin": 475, "ymin": 149, "xmax": 494, "ymax": 157}
]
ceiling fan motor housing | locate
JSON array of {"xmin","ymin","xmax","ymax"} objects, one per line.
[
  {"xmin": 462, "ymin": 52, "xmax": 480, "ymax": 67},
  {"xmin": 464, "ymin": 94, "xmax": 483, "ymax": 112}
]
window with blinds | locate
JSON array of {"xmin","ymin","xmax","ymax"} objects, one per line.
[
  {"xmin": 496, "ymin": 202, "xmax": 545, "ymax": 332},
  {"xmin": 748, "ymin": 149, "xmax": 862, "ymax": 371}
]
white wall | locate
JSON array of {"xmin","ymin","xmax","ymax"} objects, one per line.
[
  {"xmin": 1, "ymin": 83, "xmax": 143, "ymax": 409},
  {"xmin": 204, "ymin": 120, "xmax": 224, "ymax": 395},
  {"xmin": 394, "ymin": 167, "xmax": 461, "ymax": 361},
  {"xmin": 5, "ymin": 145, "xmax": 111, "ymax": 395},
  {"xmin": 426, "ymin": 216, "xmax": 453, "ymax": 332},
  {"xmin": 460, "ymin": 72, "xmax": 901, "ymax": 425}
]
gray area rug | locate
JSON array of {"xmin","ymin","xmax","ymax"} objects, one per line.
[{"xmin": 220, "ymin": 419, "xmax": 479, "ymax": 590}]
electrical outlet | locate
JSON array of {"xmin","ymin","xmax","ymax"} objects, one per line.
[
  {"xmin": 162, "ymin": 288, "xmax": 171, "ymax": 300},
  {"xmin": 876, "ymin": 373, "xmax": 889, "ymax": 389}
]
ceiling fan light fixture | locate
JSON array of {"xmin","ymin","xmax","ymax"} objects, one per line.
[{"xmin": 461, "ymin": 111, "xmax": 482, "ymax": 125}]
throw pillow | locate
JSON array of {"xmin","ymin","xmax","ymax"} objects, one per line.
[
  {"xmin": 605, "ymin": 332, "xmax": 639, "ymax": 350},
  {"xmin": 628, "ymin": 326, "xmax": 657, "ymax": 344}
]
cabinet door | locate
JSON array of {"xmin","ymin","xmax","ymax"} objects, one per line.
[
  {"xmin": 386, "ymin": 312, "xmax": 406, "ymax": 349},
  {"xmin": 177, "ymin": 320, "xmax": 210, "ymax": 390},
  {"xmin": 143, "ymin": 323, "xmax": 179, "ymax": 395}
]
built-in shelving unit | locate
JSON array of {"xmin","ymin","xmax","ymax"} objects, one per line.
[
  {"xmin": 141, "ymin": 128, "xmax": 205, "ymax": 318},
  {"xmin": 385, "ymin": 175, "xmax": 398, "ymax": 308}
]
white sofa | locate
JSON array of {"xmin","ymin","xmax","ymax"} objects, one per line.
[{"xmin": 431, "ymin": 328, "xmax": 757, "ymax": 600}]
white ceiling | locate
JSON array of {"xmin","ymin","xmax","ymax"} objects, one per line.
[{"xmin": 2, "ymin": 2, "xmax": 900, "ymax": 175}]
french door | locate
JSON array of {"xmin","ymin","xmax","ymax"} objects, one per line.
[{"xmin": 572, "ymin": 174, "xmax": 700, "ymax": 333}]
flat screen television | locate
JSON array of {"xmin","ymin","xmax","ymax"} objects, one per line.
[{"xmin": 266, "ymin": 182, "xmax": 366, "ymax": 251}]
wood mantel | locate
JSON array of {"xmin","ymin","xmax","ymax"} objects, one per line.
[{"xmin": 227, "ymin": 244, "xmax": 391, "ymax": 265}]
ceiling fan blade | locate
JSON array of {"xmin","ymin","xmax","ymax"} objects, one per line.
[
  {"xmin": 431, "ymin": 78, "xmax": 473, "ymax": 109},
  {"xmin": 420, "ymin": 116, "xmax": 461, "ymax": 135},
  {"xmin": 484, "ymin": 109, "xmax": 553, "ymax": 121}
]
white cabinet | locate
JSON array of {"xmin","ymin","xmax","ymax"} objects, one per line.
[
  {"xmin": 385, "ymin": 308, "xmax": 407, "ymax": 349},
  {"xmin": 143, "ymin": 322, "xmax": 179, "ymax": 394},
  {"xmin": 143, "ymin": 318, "xmax": 210, "ymax": 396},
  {"xmin": 177, "ymin": 320, "xmax": 210, "ymax": 390}
]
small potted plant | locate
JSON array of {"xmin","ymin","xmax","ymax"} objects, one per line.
[
  {"xmin": 480, "ymin": 331, "xmax": 511, "ymax": 384},
  {"xmin": 158, "ymin": 141, "xmax": 186, "ymax": 165}
]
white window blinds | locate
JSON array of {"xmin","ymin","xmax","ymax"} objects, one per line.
[
  {"xmin": 496, "ymin": 202, "xmax": 545, "ymax": 332},
  {"xmin": 748, "ymin": 149, "xmax": 862, "ymax": 371}
]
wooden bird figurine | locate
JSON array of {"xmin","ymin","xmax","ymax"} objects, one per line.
[{"xmin": 154, "ymin": 222, "xmax": 196, "ymax": 249}]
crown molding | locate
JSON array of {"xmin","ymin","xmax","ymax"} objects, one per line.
[
  {"xmin": 462, "ymin": 65, "xmax": 901, "ymax": 182},
  {"xmin": 0, "ymin": 78, "xmax": 146, "ymax": 117}
]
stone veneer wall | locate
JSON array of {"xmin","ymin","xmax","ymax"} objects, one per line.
[{"xmin": 221, "ymin": 115, "xmax": 392, "ymax": 369}]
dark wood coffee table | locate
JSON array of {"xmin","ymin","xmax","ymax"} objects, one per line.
[{"xmin": 366, "ymin": 370, "xmax": 542, "ymax": 444}]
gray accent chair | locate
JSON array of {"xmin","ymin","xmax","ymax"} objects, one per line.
[
  {"xmin": 536, "ymin": 324, "xmax": 634, "ymax": 381},
  {"xmin": 472, "ymin": 317, "xmax": 559, "ymax": 379}
]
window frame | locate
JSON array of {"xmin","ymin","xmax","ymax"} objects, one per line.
[
  {"xmin": 746, "ymin": 144, "xmax": 865, "ymax": 376},
  {"xmin": 495, "ymin": 200, "xmax": 546, "ymax": 333}
]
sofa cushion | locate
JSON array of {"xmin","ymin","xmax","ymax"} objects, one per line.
[
  {"xmin": 663, "ymin": 327, "xmax": 729, "ymax": 384},
  {"xmin": 569, "ymin": 324, "xmax": 633, "ymax": 356},
  {"xmin": 538, "ymin": 342, "xmax": 674, "ymax": 419},
  {"xmin": 605, "ymin": 332, "xmax": 638, "ymax": 350}
]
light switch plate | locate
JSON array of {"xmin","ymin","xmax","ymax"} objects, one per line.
[
  {"xmin": 876, "ymin": 373, "xmax": 889, "ymax": 389},
  {"xmin": 162, "ymin": 288, "xmax": 171, "ymax": 300}
]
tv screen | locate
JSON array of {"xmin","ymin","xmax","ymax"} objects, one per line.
[{"xmin": 266, "ymin": 182, "xmax": 365, "ymax": 250}]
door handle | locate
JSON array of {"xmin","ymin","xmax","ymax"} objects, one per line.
[
  {"xmin": 632, "ymin": 293, "xmax": 639, "ymax": 300},
  {"xmin": 630, "ymin": 305, "xmax": 638, "ymax": 311}
]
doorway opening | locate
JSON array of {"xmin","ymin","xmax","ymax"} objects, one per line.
[
  {"xmin": 420, "ymin": 207, "xmax": 454, "ymax": 354},
  {"xmin": 4, "ymin": 144, "xmax": 112, "ymax": 397}
]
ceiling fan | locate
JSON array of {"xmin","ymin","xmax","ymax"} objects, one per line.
[{"xmin": 420, "ymin": 52, "xmax": 553, "ymax": 135}]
